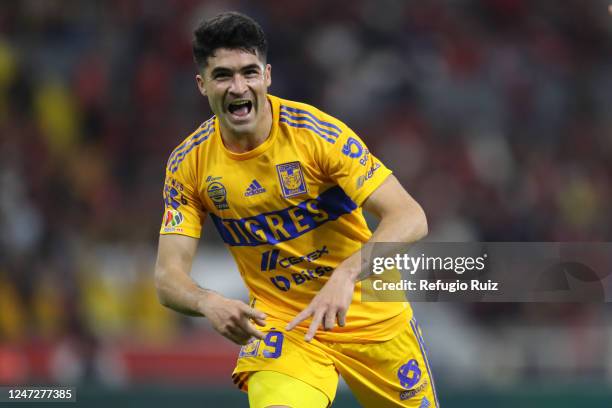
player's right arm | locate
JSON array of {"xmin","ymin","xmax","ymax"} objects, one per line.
[
  {"xmin": 155, "ymin": 234, "xmax": 267, "ymax": 345},
  {"xmin": 156, "ymin": 136, "xmax": 266, "ymax": 345},
  {"xmin": 155, "ymin": 234, "xmax": 204, "ymax": 316}
]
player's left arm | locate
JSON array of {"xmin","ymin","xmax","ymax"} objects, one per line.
[{"xmin": 286, "ymin": 174, "xmax": 427, "ymax": 341}]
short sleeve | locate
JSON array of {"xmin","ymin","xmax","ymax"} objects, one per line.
[
  {"xmin": 159, "ymin": 157, "xmax": 206, "ymax": 238},
  {"xmin": 320, "ymin": 127, "xmax": 392, "ymax": 206}
]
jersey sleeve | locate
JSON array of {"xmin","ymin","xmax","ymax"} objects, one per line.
[
  {"xmin": 319, "ymin": 125, "xmax": 392, "ymax": 207},
  {"xmin": 159, "ymin": 153, "xmax": 206, "ymax": 238}
]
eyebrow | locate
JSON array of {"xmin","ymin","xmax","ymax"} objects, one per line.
[
  {"xmin": 210, "ymin": 64, "xmax": 262, "ymax": 77},
  {"xmin": 241, "ymin": 64, "xmax": 262, "ymax": 72}
]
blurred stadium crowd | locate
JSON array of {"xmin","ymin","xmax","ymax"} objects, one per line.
[{"xmin": 1, "ymin": 0, "xmax": 612, "ymax": 389}]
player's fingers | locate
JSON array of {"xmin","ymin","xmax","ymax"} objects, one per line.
[
  {"xmin": 240, "ymin": 320, "xmax": 266, "ymax": 340},
  {"xmin": 323, "ymin": 309, "xmax": 337, "ymax": 331},
  {"xmin": 234, "ymin": 326, "xmax": 256, "ymax": 345},
  {"xmin": 244, "ymin": 306, "xmax": 267, "ymax": 327},
  {"xmin": 286, "ymin": 308, "xmax": 312, "ymax": 331},
  {"xmin": 244, "ymin": 306, "xmax": 267, "ymax": 321},
  {"xmin": 305, "ymin": 311, "xmax": 324, "ymax": 342},
  {"xmin": 225, "ymin": 326, "xmax": 249, "ymax": 345},
  {"xmin": 337, "ymin": 309, "xmax": 347, "ymax": 327}
]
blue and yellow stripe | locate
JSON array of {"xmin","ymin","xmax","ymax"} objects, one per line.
[
  {"xmin": 409, "ymin": 318, "xmax": 440, "ymax": 408},
  {"xmin": 167, "ymin": 118, "xmax": 215, "ymax": 173},
  {"xmin": 279, "ymin": 105, "xmax": 341, "ymax": 144},
  {"xmin": 167, "ymin": 118, "xmax": 213, "ymax": 166}
]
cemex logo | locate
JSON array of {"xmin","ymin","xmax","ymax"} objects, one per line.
[
  {"xmin": 262, "ymin": 246, "xmax": 332, "ymax": 292},
  {"xmin": 260, "ymin": 246, "xmax": 329, "ymax": 271}
]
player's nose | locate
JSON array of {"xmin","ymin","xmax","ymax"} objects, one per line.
[{"xmin": 229, "ymin": 74, "xmax": 248, "ymax": 95}]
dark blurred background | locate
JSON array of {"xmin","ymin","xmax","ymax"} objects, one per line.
[{"xmin": 1, "ymin": 0, "xmax": 612, "ymax": 406}]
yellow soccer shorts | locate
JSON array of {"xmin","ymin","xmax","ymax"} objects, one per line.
[
  {"xmin": 248, "ymin": 370, "xmax": 329, "ymax": 408},
  {"xmin": 232, "ymin": 317, "xmax": 439, "ymax": 408}
]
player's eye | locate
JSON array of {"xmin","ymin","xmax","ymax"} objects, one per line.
[{"xmin": 213, "ymin": 72, "xmax": 231, "ymax": 80}]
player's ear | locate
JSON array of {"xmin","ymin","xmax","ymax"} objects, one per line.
[
  {"xmin": 265, "ymin": 64, "xmax": 272, "ymax": 88},
  {"xmin": 196, "ymin": 74, "xmax": 207, "ymax": 96}
]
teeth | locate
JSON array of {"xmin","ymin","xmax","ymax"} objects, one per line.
[{"xmin": 227, "ymin": 100, "xmax": 252, "ymax": 115}]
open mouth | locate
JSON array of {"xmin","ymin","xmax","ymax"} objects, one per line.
[{"xmin": 227, "ymin": 100, "xmax": 253, "ymax": 118}]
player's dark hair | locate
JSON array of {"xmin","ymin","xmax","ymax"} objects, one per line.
[{"xmin": 193, "ymin": 12, "xmax": 268, "ymax": 70}]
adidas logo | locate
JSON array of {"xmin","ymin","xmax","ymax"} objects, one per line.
[{"xmin": 245, "ymin": 179, "xmax": 266, "ymax": 196}]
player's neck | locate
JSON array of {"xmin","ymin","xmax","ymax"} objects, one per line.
[{"xmin": 220, "ymin": 99, "xmax": 273, "ymax": 153}]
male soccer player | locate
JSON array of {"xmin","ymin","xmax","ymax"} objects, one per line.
[{"xmin": 155, "ymin": 12, "xmax": 436, "ymax": 408}]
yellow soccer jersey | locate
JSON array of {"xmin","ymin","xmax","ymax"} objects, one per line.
[{"xmin": 160, "ymin": 94, "xmax": 411, "ymax": 342}]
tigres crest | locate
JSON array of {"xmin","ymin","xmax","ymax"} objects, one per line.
[{"xmin": 276, "ymin": 161, "xmax": 307, "ymax": 198}]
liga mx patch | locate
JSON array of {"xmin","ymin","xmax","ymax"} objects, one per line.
[
  {"xmin": 276, "ymin": 161, "xmax": 307, "ymax": 198},
  {"xmin": 163, "ymin": 209, "xmax": 184, "ymax": 227}
]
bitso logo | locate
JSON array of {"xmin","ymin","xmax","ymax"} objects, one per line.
[
  {"xmin": 269, "ymin": 267, "xmax": 332, "ymax": 292},
  {"xmin": 270, "ymin": 276, "xmax": 291, "ymax": 292},
  {"xmin": 276, "ymin": 161, "xmax": 307, "ymax": 198},
  {"xmin": 263, "ymin": 246, "xmax": 332, "ymax": 292},
  {"xmin": 342, "ymin": 136, "xmax": 364, "ymax": 158},
  {"xmin": 207, "ymin": 181, "xmax": 229, "ymax": 210}
]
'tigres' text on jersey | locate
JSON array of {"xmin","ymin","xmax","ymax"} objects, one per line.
[{"xmin": 160, "ymin": 95, "xmax": 411, "ymax": 342}]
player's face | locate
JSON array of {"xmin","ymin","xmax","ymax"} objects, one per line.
[{"xmin": 197, "ymin": 48, "xmax": 271, "ymax": 136}]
